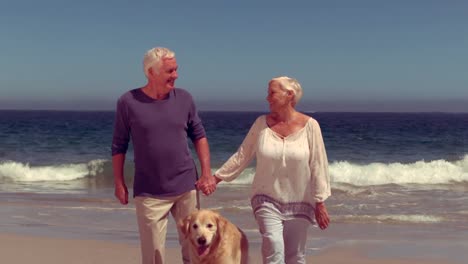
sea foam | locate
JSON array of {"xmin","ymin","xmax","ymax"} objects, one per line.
[
  {"xmin": 0, "ymin": 159, "xmax": 106, "ymax": 182},
  {"xmin": 217, "ymin": 155, "xmax": 468, "ymax": 186},
  {"xmin": 2, "ymin": 155, "xmax": 467, "ymax": 185},
  {"xmin": 337, "ymin": 214, "xmax": 444, "ymax": 224},
  {"xmin": 330, "ymin": 155, "xmax": 468, "ymax": 185}
]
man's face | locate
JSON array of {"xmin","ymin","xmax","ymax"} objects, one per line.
[{"xmin": 151, "ymin": 58, "xmax": 178, "ymax": 93}]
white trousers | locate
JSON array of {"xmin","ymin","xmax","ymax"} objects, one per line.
[
  {"xmin": 255, "ymin": 207, "xmax": 310, "ymax": 264},
  {"xmin": 134, "ymin": 190, "xmax": 197, "ymax": 264}
]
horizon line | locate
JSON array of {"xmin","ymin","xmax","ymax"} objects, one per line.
[{"xmin": 1, "ymin": 108, "xmax": 468, "ymax": 114}]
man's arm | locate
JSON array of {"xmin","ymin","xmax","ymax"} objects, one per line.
[
  {"xmin": 112, "ymin": 153, "xmax": 128, "ymax": 205},
  {"xmin": 193, "ymin": 137, "xmax": 216, "ymax": 195}
]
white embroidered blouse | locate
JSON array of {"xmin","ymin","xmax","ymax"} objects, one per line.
[{"xmin": 215, "ymin": 115, "xmax": 331, "ymax": 222}]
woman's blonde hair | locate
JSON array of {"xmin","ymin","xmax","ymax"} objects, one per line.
[{"xmin": 269, "ymin": 76, "xmax": 303, "ymax": 105}]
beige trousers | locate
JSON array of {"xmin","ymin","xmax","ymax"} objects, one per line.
[{"xmin": 134, "ymin": 190, "xmax": 198, "ymax": 264}]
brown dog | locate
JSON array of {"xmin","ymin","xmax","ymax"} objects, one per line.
[{"xmin": 180, "ymin": 209, "xmax": 249, "ymax": 264}]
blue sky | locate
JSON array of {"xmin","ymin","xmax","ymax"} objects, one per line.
[{"xmin": 1, "ymin": 0, "xmax": 467, "ymax": 112}]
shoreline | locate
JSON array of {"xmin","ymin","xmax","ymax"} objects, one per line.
[{"xmin": 0, "ymin": 233, "xmax": 462, "ymax": 264}]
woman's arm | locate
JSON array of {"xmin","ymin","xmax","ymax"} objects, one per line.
[{"xmin": 215, "ymin": 116, "xmax": 265, "ymax": 182}]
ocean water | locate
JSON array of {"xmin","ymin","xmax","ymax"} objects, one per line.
[{"xmin": 1, "ymin": 110, "xmax": 468, "ymax": 254}]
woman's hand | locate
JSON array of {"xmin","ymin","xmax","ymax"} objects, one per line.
[{"xmin": 315, "ymin": 202, "xmax": 330, "ymax": 230}]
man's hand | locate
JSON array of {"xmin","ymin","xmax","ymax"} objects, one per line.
[
  {"xmin": 114, "ymin": 183, "xmax": 129, "ymax": 205},
  {"xmin": 196, "ymin": 174, "xmax": 218, "ymax": 195},
  {"xmin": 315, "ymin": 202, "xmax": 330, "ymax": 230}
]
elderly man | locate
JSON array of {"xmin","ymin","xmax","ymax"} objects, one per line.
[{"xmin": 111, "ymin": 47, "xmax": 216, "ymax": 264}]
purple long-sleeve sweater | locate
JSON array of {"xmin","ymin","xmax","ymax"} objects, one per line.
[{"xmin": 111, "ymin": 88, "xmax": 206, "ymax": 197}]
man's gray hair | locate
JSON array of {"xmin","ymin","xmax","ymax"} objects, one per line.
[
  {"xmin": 270, "ymin": 76, "xmax": 303, "ymax": 105},
  {"xmin": 143, "ymin": 47, "xmax": 175, "ymax": 78}
]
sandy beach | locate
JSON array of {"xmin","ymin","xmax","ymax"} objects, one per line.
[{"xmin": 0, "ymin": 233, "xmax": 461, "ymax": 264}]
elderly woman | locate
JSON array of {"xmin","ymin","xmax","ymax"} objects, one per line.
[{"xmin": 200, "ymin": 76, "xmax": 331, "ymax": 264}]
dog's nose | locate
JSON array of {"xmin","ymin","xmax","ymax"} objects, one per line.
[{"xmin": 197, "ymin": 237, "xmax": 207, "ymax": 245}]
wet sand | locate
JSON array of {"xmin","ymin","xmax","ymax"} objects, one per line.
[{"xmin": 0, "ymin": 233, "xmax": 461, "ymax": 264}]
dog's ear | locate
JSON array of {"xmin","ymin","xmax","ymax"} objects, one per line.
[
  {"xmin": 179, "ymin": 215, "xmax": 191, "ymax": 238},
  {"xmin": 216, "ymin": 214, "xmax": 228, "ymax": 238}
]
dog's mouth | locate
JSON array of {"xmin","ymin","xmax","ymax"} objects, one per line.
[{"xmin": 197, "ymin": 245, "xmax": 210, "ymax": 257}]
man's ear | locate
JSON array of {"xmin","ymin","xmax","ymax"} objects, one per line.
[
  {"xmin": 147, "ymin": 66, "xmax": 160, "ymax": 78},
  {"xmin": 148, "ymin": 67, "xmax": 154, "ymax": 77}
]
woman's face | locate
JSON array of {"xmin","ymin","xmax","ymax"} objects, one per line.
[{"xmin": 267, "ymin": 81, "xmax": 291, "ymax": 111}]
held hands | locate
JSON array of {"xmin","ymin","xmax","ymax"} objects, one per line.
[
  {"xmin": 114, "ymin": 183, "xmax": 129, "ymax": 205},
  {"xmin": 196, "ymin": 174, "xmax": 220, "ymax": 196},
  {"xmin": 315, "ymin": 202, "xmax": 330, "ymax": 230}
]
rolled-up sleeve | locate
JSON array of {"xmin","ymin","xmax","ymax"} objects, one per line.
[
  {"xmin": 187, "ymin": 96, "xmax": 206, "ymax": 141},
  {"xmin": 309, "ymin": 119, "xmax": 331, "ymax": 202},
  {"xmin": 111, "ymin": 98, "xmax": 130, "ymax": 156}
]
